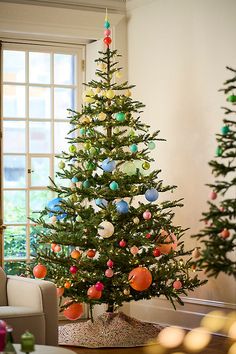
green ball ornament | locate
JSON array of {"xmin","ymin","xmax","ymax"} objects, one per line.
[
  {"xmin": 89, "ymin": 147, "xmax": 97, "ymax": 155},
  {"xmin": 221, "ymin": 125, "xmax": 229, "ymax": 135},
  {"xmin": 123, "ymin": 162, "xmax": 137, "ymax": 176},
  {"xmin": 148, "ymin": 141, "xmax": 156, "ymax": 150},
  {"xmin": 84, "ymin": 142, "xmax": 92, "ymax": 150},
  {"xmin": 216, "ymin": 146, "xmax": 222, "ymax": 157},
  {"xmin": 86, "ymin": 162, "xmax": 96, "ymax": 170},
  {"xmin": 83, "ymin": 179, "xmax": 90, "ymax": 188},
  {"xmin": 69, "ymin": 145, "xmax": 76, "ymax": 153},
  {"xmin": 115, "ymin": 112, "xmax": 125, "ymax": 122},
  {"xmin": 76, "ymin": 215, "xmax": 82, "ymax": 222},
  {"xmin": 129, "ymin": 130, "xmax": 135, "ymax": 137},
  {"xmin": 109, "ymin": 181, "xmax": 119, "ymax": 190},
  {"xmin": 80, "ymin": 128, "xmax": 86, "ymax": 135},
  {"xmin": 114, "ymin": 127, "xmax": 120, "ymax": 134},
  {"xmin": 227, "ymin": 94, "xmax": 236, "ymax": 103},
  {"xmin": 142, "ymin": 161, "xmax": 150, "ymax": 170},
  {"xmin": 104, "ymin": 20, "xmax": 110, "ymax": 29},
  {"xmin": 58, "ymin": 161, "xmax": 65, "ymax": 169}
]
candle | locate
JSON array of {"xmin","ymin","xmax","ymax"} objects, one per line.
[
  {"xmin": 0, "ymin": 320, "xmax": 7, "ymax": 351},
  {"xmin": 20, "ymin": 331, "xmax": 35, "ymax": 353}
]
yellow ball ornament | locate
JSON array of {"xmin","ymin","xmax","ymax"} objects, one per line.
[
  {"xmin": 116, "ymin": 71, "xmax": 122, "ymax": 79},
  {"xmin": 98, "ymin": 112, "xmax": 106, "ymax": 121},
  {"xmin": 95, "ymin": 87, "xmax": 101, "ymax": 94},
  {"xmin": 86, "ymin": 89, "xmax": 94, "ymax": 97},
  {"xmin": 83, "ymin": 96, "xmax": 95, "ymax": 103},
  {"xmin": 106, "ymin": 90, "xmax": 115, "ymax": 99},
  {"xmin": 98, "ymin": 63, "xmax": 106, "ymax": 71},
  {"xmin": 80, "ymin": 116, "xmax": 91, "ymax": 124},
  {"xmin": 125, "ymin": 90, "xmax": 131, "ymax": 97}
]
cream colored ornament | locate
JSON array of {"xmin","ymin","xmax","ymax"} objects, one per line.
[
  {"xmin": 51, "ymin": 216, "xmax": 57, "ymax": 223},
  {"xmin": 123, "ymin": 288, "xmax": 130, "ymax": 295},
  {"xmin": 98, "ymin": 220, "xmax": 114, "ymax": 238},
  {"xmin": 133, "ymin": 217, "xmax": 140, "ymax": 224},
  {"xmin": 70, "ymin": 182, "xmax": 76, "ymax": 190},
  {"xmin": 106, "ymin": 90, "xmax": 115, "ymax": 99},
  {"xmin": 83, "ymin": 96, "xmax": 95, "ymax": 103},
  {"xmin": 80, "ymin": 116, "xmax": 91, "ymax": 124},
  {"xmin": 116, "ymin": 71, "xmax": 122, "ymax": 79},
  {"xmin": 125, "ymin": 89, "xmax": 131, "ymax": 97},
  {"xmin": 98, "ymin": 112, "xmax": 106, "ymax": 121},
  {"xmin": 95, "ymin": 87, "xmax": 101, "ymax": 94},
  {"xmin": 76, "ymin": 182, "xmax": 81, "ymax": 188},
  {"xmin": 192, "ymin": 248, "xmax": 201, "ymax": 259},
  {"xmin": 98, "ymin": 63, "xmax": 106, "ymax": 71}
]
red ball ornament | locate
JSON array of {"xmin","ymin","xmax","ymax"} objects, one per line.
[
  {"xmin": 210, "ymin": 191, "xmax": 217, "ymax": 200},
  {"xmin": 87, "ymin": 285, "xmax": 102, "ymax": 299},
  {"xmin": 119, "ymin": 239, "xmax": 127, "ymax": 248},
  {"xmin": 128, "ymin": 267, "xmax": 152, "ymax": 291},
  {"xmin": 95, "ymin": 282, "xmax": 104, "ymax": 291},
  {"xmin": 158, "ymin": 232, "xmax": 177, "ymax": 255},
  {"xmin": 33, "ymin": 264, "xmax": 47, "ymax": 279},
  {"xmin": 107, "ymin": 259, "xmax": 114, "ymax": 268},
  {"xmin": 69, "ymin": 265, "xmax": 78, "ymax": 274},
  {"xmin": 87, "ymin": 249, "xmax": 96, "ymax": 258},
  {"xmin": 173, "ymin": 280, "xmax": 182, "ymax": 290},
  {"xmin": 220, "ymin": 228, "xmax": 230, "ymax": 239},
  {"xmin": 130, "ymin": 246, "xmax": 139, "ymax": 255},
  {"xmin": 153, "ymin": 247, "xmax": 161, "ymax": 257},
  {"xmin": 104, "ymin": 29, "xmax": 111, "ymax": 36},
  {"xmin": 63, "ymin": 302, "xmax": 83, "ymax": 320},
  {"xmin": 146, "ymin": 233, "xmax": 151, "ymax": 239},
  {"xmin": 103, "ymin": 37, "xmax": 112, "ymax": 46},
  {"xmin": 105, "ymin": 268, "xmax": 114, "ymax": 278},
  {"xmin": 143, "ymin": 210, "xmax": 152, "ymax": 220}
]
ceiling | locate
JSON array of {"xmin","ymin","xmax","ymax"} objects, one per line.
[{"xmin": 0, "ymin": 0, "xmax": 127, "ymax": 13}]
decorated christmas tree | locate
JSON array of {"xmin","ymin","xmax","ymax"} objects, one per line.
[
  {"xmin": 31, "ymin": 15, "xmax": 205, "ymax": 327},
  {"xmin": 193, "ymin": 67, "xmax": 236, "ymax": 278}
]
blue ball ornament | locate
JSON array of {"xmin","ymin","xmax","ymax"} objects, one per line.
[
  {"xmin": 116, "ymin": 200, "xmax": 129, "ymax": 214},
  {"xmin": 47, "ymin": 197, "xmax": 67, "ymax": 220},
  {"xmin": 148, "ymin": 141, "xmax": 156, "ymax": 150},
  {"xmin": 115, "ymin": 112, "xmax": 125, "ymax": 122},
  {"xmin": 80, "ymin": 128, "xmax": 86, "ymax": 135},
  {"xmin": 101, "ymin": 158, "xmax": 116, "ymax": 172},
  {"xmin": 95, "ymin": 198, "xmax": 108, "ymax": 208},
  {"xmin": 145, "ymin": 188, "xmax": 159, "ymax": 202},
  {"xmin": 71, "ymin": 177, "xmax": 79, "ymax": 183},
  {"xmin": 109, "ymin": 181, "xmax": 119, "ymax": 190},
  {"xmin": 221, "ymin": 125, "xmax": 229, "ymax": 135},
  {"xmin": 130, "ymin": 144, "xmax": 138, "ymax": 153}
]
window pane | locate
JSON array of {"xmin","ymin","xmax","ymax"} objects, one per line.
[
  {"xmin": 3, "ymin": 121, "xmax": 26, "ymax": 153},
  {"xmin": 4, "ymin": 190, "xmax": 26, "ymax": 223},
  {"xmin": 29, "ymin": 52, "xmax": 50, "ymax": 84},
  {"xmin": 4, "ymin": 226, "xmax": 27, "ymax": 259},
  {"xmin": 4, "ymin": 155, "xmax": 26, "ymax": 188},
  {"xmin": 4, "ymin": 261, "xmax": 27, "ymax": 275},
  {"xmin": 3, "ymin": 85, "xmax": 25, "ymax": 118},
  {"xmin": 29, "ymin": 87, "xmax": 51, "ymax": 119},
  {"xmin": 3, "ymin": 50, "xmax": 25, "ymax": 83},
  {"xmin": 54, "ymin": 122, "xmax": 72, "ymax": 154},
  {"xmin": 54, "ymin": 54, "xmax": 75, "ymax": 85},
  {"xmin": 54, "ymin": 88, "xmax": 75, "ymax": 119},
  {"xmin": 31, "ymin": 157, "xmax": 50, "ymax": 187},
  {"xmin": 29, "ymin": 122, "xmax": 51, "ymax": 153},
  {"xmin": 30, "ymin": 190, "xmax": 52, "ymax": 219}
]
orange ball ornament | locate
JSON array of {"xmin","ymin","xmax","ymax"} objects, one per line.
[
  {"xmin": 56, "ymin": 287, "xmax": 64, "ymax": 297},
  {"xmin": 51, "ymin": 243, "xmax": 57, "ymax": 251},
  {"xmin": 33, "ymin": 264, "xmax": 47, "ymax": 279},
  {"xmin": 158, "ymin": 232, "xmax": 177, "ymax": 255},
  {"xmin": 87, "ymin": 285, "xmax": 102, "ymax": 299},
  {"xmin": 87, "ymin": 249, "xmax": 96, "ymax": 258},
  {"xmin": 220, "ymin": 228, "xmax": 230, "ymax": 239},
  {"xmin": 71, "ymin": 249, "xmax": 81, "ymax": 259},
  {"xmin": 64, "ymin": 281, "xmax": 71, "ymax": 289},
  {"xmin": 54, "ymin": 244, "xmax": 61, "ymax": 253},
  {"xmin": 63, "ymin": 302, "xmax": 83, "ymax": 321},
  {"xmin": 128, "ymin": 267, "xmax": 152, "ymax": 291}
]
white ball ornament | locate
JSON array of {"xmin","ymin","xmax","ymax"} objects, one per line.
[
  {"xmin": 98, "ymin": 112, "xmax": 106, "ymax": 121},
  {"xmin": 133, "ymin": 217, "xmax": 140, "ymax": 224},
  {"xmin": 98, "ymin": 221, "xmax": 114, "ymax": 238}
]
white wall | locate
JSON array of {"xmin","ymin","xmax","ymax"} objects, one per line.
[{"xmin": 126, "ymin": 0, "xmax": 236, "ymax": 327}]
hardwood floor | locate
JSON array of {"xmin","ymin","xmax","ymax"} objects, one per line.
[{"xmin": 62, "ymin": 334, "xmax": 229, "ymax": 354}]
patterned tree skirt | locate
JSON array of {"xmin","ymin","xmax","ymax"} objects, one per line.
[{"xmin": 59, "ymin": 312, "xmax": 162, "ymax": 348}]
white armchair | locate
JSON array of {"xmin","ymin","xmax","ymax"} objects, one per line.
[{"xmin": 0, "ymin": 267, "xmax": 58, "ymax": 345}]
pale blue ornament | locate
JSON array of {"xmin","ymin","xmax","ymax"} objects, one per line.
[
  {"xmin": 101, "ymin": 158, "xmax": 116, "ymax": 172},
  {"xmin": 145, "ymin": 188, "xmax": 159, "ymax": 202}
]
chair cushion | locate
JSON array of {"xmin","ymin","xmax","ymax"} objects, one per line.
[
  {"xmin": 0, "ymin": 267, "xmax": 7, "ymax": 306},
  {"xmin": 0, "ymin": 306, "xmax": 43, "ymax": 318}
]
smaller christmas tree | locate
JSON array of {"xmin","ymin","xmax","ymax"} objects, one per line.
[{"xmin": 193, "ymin": 66, "xmax": 236, "ymax": 278}]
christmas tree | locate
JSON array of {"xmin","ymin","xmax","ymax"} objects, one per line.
[
  {"xmin": 193, "ymin": 66, "xmax": 236, "ymax": 278},
  {"xmin": 31, "ymin": 15, "xmax": 205, "ymax": 321}
]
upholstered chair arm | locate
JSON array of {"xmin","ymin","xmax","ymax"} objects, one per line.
[{"xmin": 7, "ymin": 276, "xmax": 58, "ymax": 345}]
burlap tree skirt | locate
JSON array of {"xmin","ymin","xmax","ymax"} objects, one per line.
[{"xmin": 59, "ymin": 312, "xmax": 162, "ymax": 348}]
